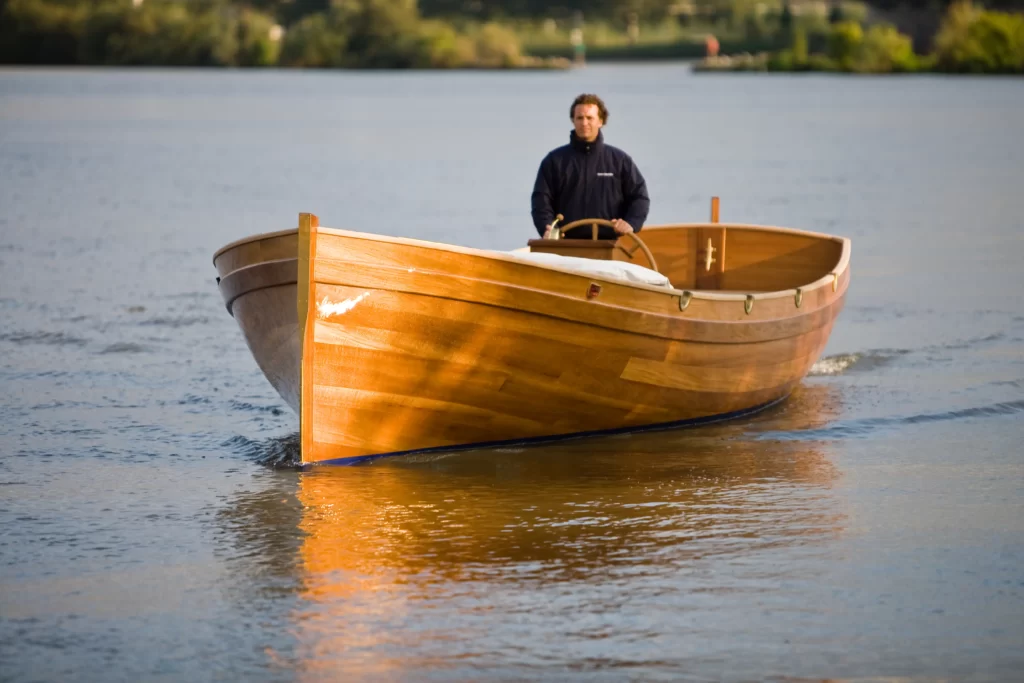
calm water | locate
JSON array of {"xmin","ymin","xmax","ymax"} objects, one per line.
[{"xmin": 1, "ymin": 65, "xmax": 1022, "ymax": 682}]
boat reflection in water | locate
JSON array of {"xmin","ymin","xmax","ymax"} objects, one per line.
[{"xmin": 265, "ymin": 383, "xmax": 846, "ymax": 677}]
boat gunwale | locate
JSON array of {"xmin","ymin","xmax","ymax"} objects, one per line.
[
  {"xmin": 213, "ymin": 222, "xmax": 851, "ymax": 304},
  {"xmin": 212, "ymin": 228, "xmax": 298, "ymax": 265}
]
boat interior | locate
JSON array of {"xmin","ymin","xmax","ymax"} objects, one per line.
[
  {"xmin": 527, "ymin": 219, "xmax": 846, "ymax": 294},
  {"xmin": 212, "ymin": 207, "xmax": 848, "ymax": 305}
]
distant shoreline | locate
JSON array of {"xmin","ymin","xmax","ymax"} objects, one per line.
[{"xmin": 1, "ymin": 61, "xmax": 1018, "ymax": 76}]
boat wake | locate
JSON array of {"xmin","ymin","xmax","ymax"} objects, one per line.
[
  {"xmin": 808, "ymin": 329, "xmax": 1013, "ymax": 378},
  {"xmin": 223, "ymin": 433, "xmax": 301, "ymax": 469},
  {"xmin": 808, "ymin": 349, "xmax": 908, "ymax": 376},
  {"xmin": 757, "ymin": 399, "xmax": 1024, "ymax": 441}
]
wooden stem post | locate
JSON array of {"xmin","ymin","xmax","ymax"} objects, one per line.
[{"xmin": 298, "ymin": 212, "xmax": 319, "ymax": 463}]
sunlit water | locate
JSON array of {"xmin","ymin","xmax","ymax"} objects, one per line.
[{"xmin": 1, "ymin": 66, "xmax": 1022, "ymax": 682}]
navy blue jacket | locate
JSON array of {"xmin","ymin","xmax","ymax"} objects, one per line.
[{"xmin": 531, "ymin": 130, "xmax": 650, "ymax": 240}]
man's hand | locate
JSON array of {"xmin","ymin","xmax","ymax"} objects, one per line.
[
  {"xmin": 611, "ymin": 219, "xmax": 634, "ymax": 235},
  {"xmin": 543, "ymin": 224, "xmax": 552, "ymax": 239}
]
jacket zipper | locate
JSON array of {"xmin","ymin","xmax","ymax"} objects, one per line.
[{"xmin": 584, "ymin": 144, "xmax": 590, "ymax": 213}]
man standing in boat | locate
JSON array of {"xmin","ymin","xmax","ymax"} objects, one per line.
[{"xmin": 531, "ymin": 94, "xmax": 650, "ymax": 240}]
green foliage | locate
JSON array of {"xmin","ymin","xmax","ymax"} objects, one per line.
[
  {"xmin": 0, "ymin": 0, "xmax": 543, "ymax": 68},
  {"xmin": 0, "ymin": 0, "xmax": 87, "ymax": 64},
  {"xmin": 331, "ymin": 0, "xmax": 422, "ymax": 68},
  {"xmin": 418, "ymin": 0, "xmax": 683, "ymax": 23},
  {"xmin": 837, "ymin": 1, "xmax": 868, "ymax": 25},
  {"xmin": 933, "ymin": 1, "xmax": 1024, "ymax": 73},
  {"xmin": 766, "ymin": 48, "xmax": 794, "ymax": 71},
  {"xmin": 791, "ymin": 25, "xmax": 808, "ymax": 65},
  {"xmin": 275, "ymin": 0, "xmax": 330, "ymax": 27},
  {"xmin": 855, "ymin": 23, "xmax": 915, "ymax": 72},
  {"xmin": 827, "ymin": 20, "xmax": 862, "ymax": 70},
  {"xmin": 710, "ymin": 3, "xmax": 1024, "ymax": 75},
  {"xmin": 278, "ymin": 1, "xmax": 532, "ymax": 68},
  {"xmin": 101, "ymin": 4, "xmax": 229, "ymax": 66},
  {"xmin": 469, "ymin": 22, "xmax": 523, "ymax": 67},
  {"xmin": 414, "ymin": 19, "xmax": 476, "ymax": 67},
  {"xmin": 237, "ymin": 10, "xmax": 281, "ymax": 67},
  {"xmin": 807, "ymin": 53, "xmax": 838, "ymax": 70},
  {"xmin": 278, "ymin": 12, "xmax": 347, "ymax": 67},
  {"xmin": 517, "ymin": 17, "xmax": 699, "ymax": 53},
  {"xmin": 742, "ymin": 14, "xmax": 768, "ymax": 40},
  {"xmin": 779, "ymin": 2, "xmax": 793, "ymax": 35},
  {"xmin": 828, "ymin": 4, "xmax": 844, "ymax": 25},
  {"xmin": 764, "ymin": 20, "xmax": 916, "ymax": 73},
  {"xmin": 2, "ymin": 0, "xmax": 1021, "ymax": 73},
  {"xmin": 0, "ymin": 0, "xmax": 284, "ymax": 66}
]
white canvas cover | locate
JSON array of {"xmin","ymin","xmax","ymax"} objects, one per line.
[{"xmin": 503, "ymin": 250, "xmax": 672, "ymax": 288}]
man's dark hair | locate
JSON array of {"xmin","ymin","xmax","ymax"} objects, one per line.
[{"xmin": 569, "ymin": 94, "xmax": 609, "ymax": 124}]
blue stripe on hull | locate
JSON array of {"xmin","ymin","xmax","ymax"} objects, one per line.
[{"xmin": 306, "ymin": 395, "xmax": 789, "ymax": 468}]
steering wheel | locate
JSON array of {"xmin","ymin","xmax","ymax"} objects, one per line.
[{"xmin": 558, "ymin": 218, "xmax": 659, "ymax": 273}]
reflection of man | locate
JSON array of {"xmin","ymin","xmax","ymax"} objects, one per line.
[{"xmin": 531, "ymin": 93, "xmax": 650, "ymax": 240}]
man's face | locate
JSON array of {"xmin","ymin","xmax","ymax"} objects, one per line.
[{"xmin": 572, "ymin": 104, "xmax": 603, "ymax": 142}]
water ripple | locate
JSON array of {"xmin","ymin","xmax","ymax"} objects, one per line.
[
  {"xmin": 761, "ymin": 399, "xmax": 1024, "ymax": 441},
  {"xmin": 229, "ymin": 400, "xmax": 284, "ymax": 416},
  {"xmin": 0, "ymin": 330, "xmax": 89, "ymax": 347},
  {"xmin": 139, "ymin": 316, "xmax": 210, "ymax": 328},
  {"xmin": 98, "ymin": 342, "xmax": 148, "ymax": 354},
  {"xmin": 933, "ymin": 332, "xmax": 1006, "ymax": 351},
  {"xmin": 29, "ymin": 401, "xmax": 91, "ymax": 410}
]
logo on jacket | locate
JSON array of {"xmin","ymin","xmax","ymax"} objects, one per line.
[{"xmin": 597, "ymin": 172, "xmax": 614, "ymax": 177}]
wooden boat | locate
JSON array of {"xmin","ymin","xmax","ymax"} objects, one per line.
[{"xmin": 212, "ymin": 198, "xmax": 850, "ymax": 465}]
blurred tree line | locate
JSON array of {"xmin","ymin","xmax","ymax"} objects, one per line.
[
  {"xmin": 0, "ymin": 0, "xmax": 535, "ymax": 67},
  {"xmin": 793, "ymin": 0, "xmax": 1024, "ymax": 72},
  {"xmin": 697, "ymin": 0, "xmax": 1023, "ymax": 73},
  {"xmin": 0, "ymin": 0, "xmax": 1021, "ymax": 71}
]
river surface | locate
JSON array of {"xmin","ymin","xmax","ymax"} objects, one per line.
[{"xmin": 1, "ymin": 65, "xmax": 1022, "ymax": 682}]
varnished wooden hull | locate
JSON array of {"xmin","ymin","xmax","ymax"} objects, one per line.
[
  {"xmin": 214, "ymin": 217, "xmax": 850, "ymax": 465},
  {"xmin": 214, "ymin": 230, "xmax": 302, "ymax": 413}
]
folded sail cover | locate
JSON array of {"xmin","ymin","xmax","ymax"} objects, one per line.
[{"xmin": 503, "ymin": 251, "xmax": 672, "ymax": 288}]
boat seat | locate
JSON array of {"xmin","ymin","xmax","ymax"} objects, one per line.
[{"xmin": 503, "ymin": 251, "xmax": 673, "ymax": 288}]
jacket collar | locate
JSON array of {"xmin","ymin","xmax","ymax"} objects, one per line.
[{"xmin": 570, "ymin": 129, "xmax": 604, "ymax": 154}]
